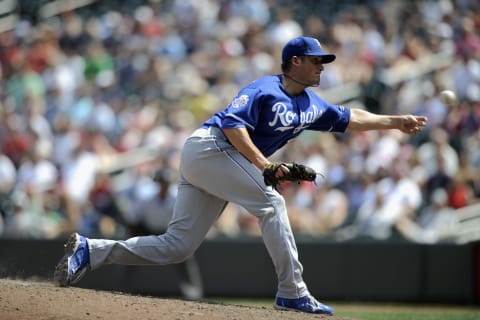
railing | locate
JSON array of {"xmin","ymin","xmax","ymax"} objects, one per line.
[
  {"xmin": 453, "ymin": 203, "xmax": 480, "ymax": 244},
  {"xmin": 97, "ymin": 146, "xmax": 160, "ymax": 174},
  {"xmin": 38, "ymin": 0, "xmax": 98, "ymax": 19},
  {"xmin": 0, "ymin": 0, "xmax": 99, "ymax": 33},
  {"xmin": 379, "ymin": 51, "xmax": 455, "ymax": 87},
  {"xmin": 0, "ymin": 0, "xmax": 17, "ymax": 33}
]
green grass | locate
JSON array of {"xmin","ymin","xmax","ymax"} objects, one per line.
[
  {"xmin": 209, "ymin": 298, "xmax": 480, "ymax": 320},
  {"xmin": 334, "ymin": 302, "xmax": 480, "ymax": 320}
]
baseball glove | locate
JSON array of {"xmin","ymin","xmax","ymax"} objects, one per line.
[{"xmin": 263, "ymin": 162, "xmax": 317, "ymax": 189}]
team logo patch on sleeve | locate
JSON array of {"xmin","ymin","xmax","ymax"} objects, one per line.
[{"xmin": 231, "ymin": 95, "xmax": 249, "ymax": 108}]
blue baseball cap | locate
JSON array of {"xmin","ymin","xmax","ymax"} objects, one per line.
[{"xmin": 282, "ymin": 36, "xmax": 336, "ymax": 64}]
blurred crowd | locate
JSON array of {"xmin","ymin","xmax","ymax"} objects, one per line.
[{"xmin": 0, "ymin": 0, "xmax": 479, "ymax": 243}]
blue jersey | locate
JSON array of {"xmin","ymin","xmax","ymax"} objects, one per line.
[{"xmin": 202, "ymin": 75, "xmax": 351, "ymax": 157}]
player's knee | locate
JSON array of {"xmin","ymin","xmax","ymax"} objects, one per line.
[
  {"xmin": 248, "ymin": 193, "xmax": 286, "ymax": 217},
  {"xmin": 165, "ymin": 238, "xmax": 196, "ymax": 263},
  {"xmin": 267, "ymin": 193, "xmax": 286, "ymax": 212},
  {"xmin": 170, "ymin": 245, "xmax": 195, "ymax": 263},
  {"xmin": 271, "ymin": 194, "xmax": 286, "ymax": 209}
]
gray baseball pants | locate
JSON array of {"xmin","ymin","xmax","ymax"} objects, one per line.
[{"xmin": 86, "ymin": 126, "xmax": 309, "ymax": 299}]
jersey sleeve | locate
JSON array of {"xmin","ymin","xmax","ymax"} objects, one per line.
[
  {"xmin": 220, "ymin": 88, "xmax": 262, "ymax": 130},
  {"xmin": 309, "ymin": 103, "xmax": 351, "ymax": 132}
]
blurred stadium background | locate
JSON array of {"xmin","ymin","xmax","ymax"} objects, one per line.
[{"xmin": 0, "ymin": 0, "xmax": 480, "ymax": 307}]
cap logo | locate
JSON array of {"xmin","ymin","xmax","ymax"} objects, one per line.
[{"xmin": 313, "ymin": 39, "xmax": 322, "ymax": 49}]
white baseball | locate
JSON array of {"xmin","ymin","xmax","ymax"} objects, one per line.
[{"xmin": 439, "ymin": 90, "xmax": 457, "ymax": 106}]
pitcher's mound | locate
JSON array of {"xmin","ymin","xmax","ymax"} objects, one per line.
[{"xmin": 0, "ymin": 278, "xmax": 354, "ymax": 320}]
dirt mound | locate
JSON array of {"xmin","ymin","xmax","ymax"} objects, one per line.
[{"xmin": 0, "ymin": 278, "xmax": 354, "ymax": 320}]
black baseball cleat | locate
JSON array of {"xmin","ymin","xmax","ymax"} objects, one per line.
[{"xmin": 54, "ymin": 233, "xmax": 90, "ymax": 286}]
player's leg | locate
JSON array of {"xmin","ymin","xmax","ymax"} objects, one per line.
[
  {"xmin": 54, "ymin": 129, "xmax": 232, "ymax": 286},
  {"xmin": 179, "ymin": 130, "xmax": 309, "ymax": 299},
  {"xmin": 54, "ymin": 181, "xmax": 227, "ymax": 286},
  {"xmin": 86, "ymin": 183, "xmax": 227, "ymax": 268},
  {"xmin": 203, "ymin": 152, "xmax": 309, "ymax": 298},
  {"xmin": 214, "ymin": 151, "xmax": 333, "ymax": 314},
  {"xmin": 184, "ymin": 128, "xmax": 332, "ymax": 313}
]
